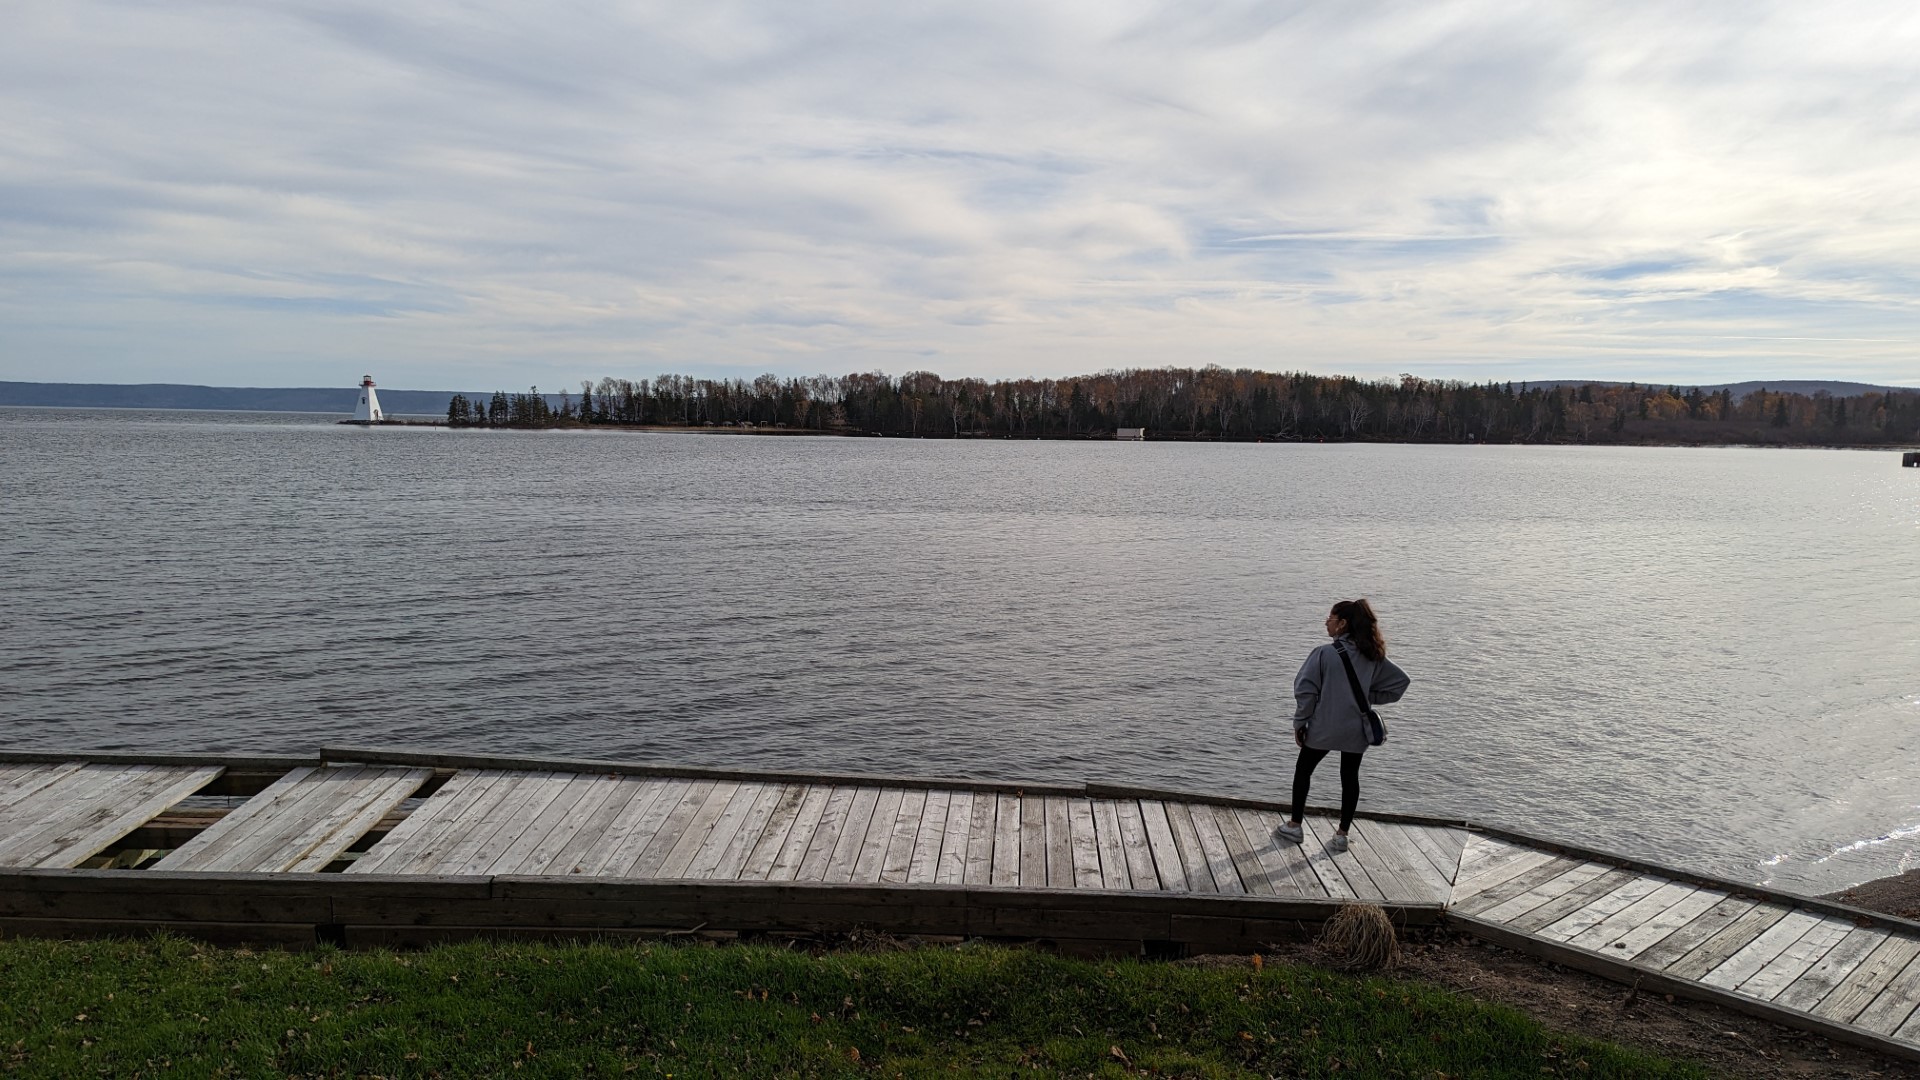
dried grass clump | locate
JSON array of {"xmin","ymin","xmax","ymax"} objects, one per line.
[{"xmin": 1315, "ymin": 903, "xmax": 1399, "ymax": 972}]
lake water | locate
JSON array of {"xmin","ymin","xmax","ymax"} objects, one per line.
[{"xmin": 2, "ymin": 407, "xmax": 1917, "ymax": 895}]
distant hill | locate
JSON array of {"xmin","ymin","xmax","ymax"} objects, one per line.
[{"xmin": 0, "ymin": 381, "xmax": 470, "ymax": 416}]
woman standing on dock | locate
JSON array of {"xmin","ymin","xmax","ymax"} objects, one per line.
[{"xmin": 1274, "ymin": 599, "xmax": 1409, "ymax": 852}]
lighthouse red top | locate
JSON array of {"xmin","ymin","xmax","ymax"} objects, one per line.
[{"xmin": 361, "ymin": 375, "xmax": 375, "ymax": 388}]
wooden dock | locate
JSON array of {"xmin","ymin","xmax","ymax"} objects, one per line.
[{"xmin": 1, "ymin": 746, "xmax": 1917, "ymax": 1064}]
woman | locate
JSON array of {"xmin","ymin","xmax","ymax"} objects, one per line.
[{"xmin": 1273, "ymin": 599, "xmax": 1409, "ymax": 853}]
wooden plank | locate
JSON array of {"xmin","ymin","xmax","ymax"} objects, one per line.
[
  {"xmin": 931, "ymin": 790, "xmax": 972, "ymax": 885},
  {"xmin": 1066, "ymin": 799, "xmax": 1104, "ymax": 889},
  {"xmin": 905, "ymin": 789, "xmax": 950, "ymax": 885},
  {"xmin": 0, "ymin": 762, "xmax": 88, "ymax": 818},
  {"xmin": 285, "ymin": 769, "xmax": 432, "ymax": 873},
  {"xmin": 835, "ymin": 786, "xmax": 892, "ymax": 884},
  {"xmin": 1364, "ymin": 822, "xmax": 1452, "ymax": 903},
  {"xmin": 692, "ymin": 783, "xmax": 785, "ymax": 881},
  {"xmin": 1898, "ymin": 999, "xmax": 1920, "ymax": 1044},
  {"xmin": 447, "ymin": 773, "xmax": 579, "ymax": 876},
  {"xmin": 654, "ymin": 780, "xmax": 746, "ymax": 879},
  {"xmin": 1699, "ymin": 910, "xmax": 1822, "ymax": 991},
  {"xmin": 208, "ymin": 766, "xmax": 387, "ymax": 873},
  {"xmin": 1138, "ymin": 800, "xmax": 1188, "ymax": 893},
  {"xmin": 1453, "ymin": 833, "xmax": 1526, "ymax": 884},
  {"xmin": 548, "ymin": 778, "xmax": 661, "ymax": 876},
  {"xmin": 1160, "ymin": 801, "xmax": 1218, "ymax": 893},
  {"xmin": 0, "ymin": 765, "xmax": 163, "ymax": 865},
  {"xmin": 1453, "ymin": 841, "xmax": 1557, "ymax": 900},
  {"xmin": 513, "ymin": 776, "xmax": 635, "ymax": 877},
  {"xmin": 1662, "ymin": 902, "xmax": 1794, "ymax": 981},
  {"xmin": 1111, "ymin": 800, "xmax": 1159, "ymax": 892},
  {"xmin": 1043, "ymin": 797, "xmax": 1074, "ymax": 889},
  {"xmin": 0, "ymin": 765, "xmax": 222, "ymax": 868},
  {"xmin": 1566, "ymin": 880, "xmax": 1704, "ymax": 945},
  {"xmin": 877, "ymin": 789, "xmax": 925, "ymax": 884},
  {"xmin": 1736, "ymin": 916, "xmax": 1855, "ymax": 1001},
  {"xmin": 1087, "ymin": 799, "xmax": 1130, "ymax": 891},
  {"xmin": 249, "ymin": 767, "xmax": 424, "ymax": 873},
  {"xmin": 348, "ymin": 769, "xmax": 490, "ymax": 874},
  {"xmin": 371, "ymin": 770, "xmax": 525, "ymax": 875},
  {"xmin": 990, "ymin": 793, "xmax": 1021, "ymax": 887},
  {"xmin": 1232, "ymin": 808, "xmax": 1319, "ymax": 899},
  {"xmin": 1342, "ymin": 824, "xmax": 1426, "ymax": 905},
  {"xmin": 1775, "ymin": 927, "xmax": 1888, "ymax": 1012},
  {"xmin": 1300, "ymin": 815, "xmax": 1379, "ymax": 901},
  {"xmin": 1451, "ymin": 856, "xmax": 1591, "ymax": 917},
  {"xmin": 1539, "ymin": 875, "xmax": 1671, "ymax": 943},
  {"xmin": 1629, "ymin": 894, "xmax": 1762, "ymax": 970},
  {"xmin": 794, "ymin": 785, "xmax": 859, "ymax": 883},
  {"xmin": 1285, "ymin": 816, "xmax": 1357, "ymax": 901},
  {"xmin": 624, "ymin": 780, "xmax": 721, "ymax": 878},
  {"xmin": 1852, "ymin": 951, "xmax": 1920, "ymax": 1035},
  {"xmin": 1608, "ymin": 887, "xmax": 1728, "ymax": 962},
  {"xmin": 576, "ymin": 778, "xmax": 689, "ymax": 876},
  {"xmin": 401, "ymin": 771, "xmax": 541, "ymax": 875},
  {"xmin": 1399, "ymin": 822, "xmax": 1465, "ymax": 884},
  {"xmin": 226, "ymin": 766, "xmax": 388, "ymax": 873},
  {"xmin": 1498, "ymin": 868, "xmax": 1640, "ymax": 934},
  {"xmin": 411, "ymin": 771, "xmax": 555, "ymax": 876},
  {"xmin": 961, "ymin": 792, "xmax": 997, "ymax": 887},
  {"xmin": 42, "ymin": 765, "xmax": 224, "ymax": 868},
  {"xmin": 1211, "ymin": 805, "xmax": 1277, "ymax": 897},
  {"xmin": 1018, "ymin": 795, "xmax": 1047, "ymax": 888},
  {"xmin": 673, "ymin": 782, "xmax": 766, "ymax": 880},
  {"xmin": 1185, "ymin": 801, "xmax": 1245, "ymax": 896},
  {"xmin": 1473, "ymin": 860, "xmax": 1616, "ymax": 924},
  {"xmin": 152, "ymin": 766, "xmax": 324, "ymax": 871},
  {"xmin": 1813, "ymin": 935, "xmax": 1920, "ymax": 1025},
  {"xmin": 763, "ymin": 785, "xmax": 834, "ymax": 882}
]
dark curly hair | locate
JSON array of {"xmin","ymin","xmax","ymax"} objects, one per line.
[{"xmin": 1332, "ymin": 599, "xmax": 1386, "ymax": 662}]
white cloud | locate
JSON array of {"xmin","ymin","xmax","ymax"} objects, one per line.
[{"xmin": 2, "ymin": 0, "xmax": 1919, "ymax": 387}]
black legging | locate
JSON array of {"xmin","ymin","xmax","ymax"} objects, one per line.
[{"xmin": 1291, "ymin": 747, "xmax": 1362, "ymax": 831}]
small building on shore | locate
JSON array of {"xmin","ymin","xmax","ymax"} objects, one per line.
[
  {"xmin": 352, "ymin": 376, "xmax": 384, "ymax": 423},
  {"xmin": 1904, "ymin": 451, "xmax": 1919, "ymax": 467},
  {"xmin": 1115, "ymin": 427, "xmax": 1145, "ymax": 441}
]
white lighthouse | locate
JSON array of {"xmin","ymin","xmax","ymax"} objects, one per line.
[{"xmin": 352, "ymin": 375, "xmax": 384, "ymax": 423}]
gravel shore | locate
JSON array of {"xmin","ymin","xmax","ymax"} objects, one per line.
[{"xmin": 1824, "ymin": 865, "xmax": 1920, "ymax": 921}]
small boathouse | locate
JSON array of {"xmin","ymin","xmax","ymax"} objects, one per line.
[{"xmin": 0, "ymin": 746, "xmax": 1916, "ymax": 1063}]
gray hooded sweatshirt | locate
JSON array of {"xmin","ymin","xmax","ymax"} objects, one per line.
[{"xmin": 1292, "ymin": 636, "xmax": 1410, "ymax": 753}]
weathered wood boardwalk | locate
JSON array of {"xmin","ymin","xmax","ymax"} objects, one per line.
[{"xmin": 0, "ymin": 746, "xmax": 1916, "ymax": 1063}]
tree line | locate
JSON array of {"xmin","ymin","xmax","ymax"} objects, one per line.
[{"xmin": 445, "ymin": 368, "xmax": 1920, "ymax": 445}]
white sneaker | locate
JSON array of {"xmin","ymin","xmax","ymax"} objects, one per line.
[
  {"xmin": 1326, "ymin": 832, "xmax": 1349, "ymax": 854},
  {"xmin": 1273, "ymin": 821, "xmax": 1304, "ymax": 844}
]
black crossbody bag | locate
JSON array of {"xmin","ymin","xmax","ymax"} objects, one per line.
[{"xmin": 1333, "ymin": 639, "xmax": 1388, "ymax": 746}]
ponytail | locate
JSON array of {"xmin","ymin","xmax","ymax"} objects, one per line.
[{"xmin": 1332, "ymin": 599, "xmax": 1386, "ymax": 661}]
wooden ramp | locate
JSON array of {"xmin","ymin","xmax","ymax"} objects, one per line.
[
  {"xmin": 343, "ymin": 768, "xmax": 1466, "ymax": 906},
  {"xmin": 1448, "ymin": 833, "xmax": 1920, "ymax": 1059},
  {"xmin": 0, "ymin": 747, "xmax": 1915, "ymax": 1064}
]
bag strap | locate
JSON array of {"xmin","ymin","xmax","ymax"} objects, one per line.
[{"xmin": 1332, "ymin": 639, "xmax": 1378, "ymax": 717}]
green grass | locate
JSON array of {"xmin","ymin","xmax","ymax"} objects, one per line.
[{"xmin": 0, "ymin": 935, "xmax": 1710, "ymax": 1079}]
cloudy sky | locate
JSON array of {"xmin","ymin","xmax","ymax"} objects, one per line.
[{"xmin": 6, "ymin": 1, "xmax": 1920, "ymax": 390}]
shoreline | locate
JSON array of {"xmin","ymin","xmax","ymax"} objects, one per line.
[
  {"xmin": 1824, "ymin": 865, "xmax": 1920, "ymax": 921},
  {"xmin": 345, "ymin": 417, "xmax": 1920, "ymax": 451}
]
